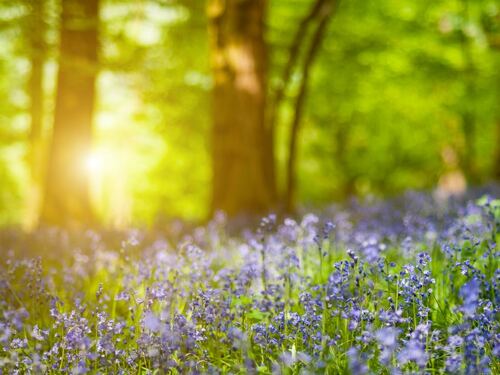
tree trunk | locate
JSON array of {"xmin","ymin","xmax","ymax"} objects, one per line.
[
  {"xmin": 28, "ymin": 0, "xmax": 45, "ymax": 182},
  {"xmin": 41, "ymin": 0, "xmax": 99, "ymax": 226},
  {"xmin": 207, "ymin": 0, "xmax": 276, "ymax": 217},
  {"xmin": 495, "ymin": 121, "xmax": 500, "ymax": 181},
  {"xmin": 284, "ymin": 1, "xmax": 336, "ymax": 213},
  {"xmin": 459, "ymin": 0, "xmax": 478, "ymax": 184},
  {"xmin": 483, "ymin": 7, "xmax": 500, "ymax": 181},
  {"xmin": 24, "ymin": 0, "xmax": 46, "ymax": 228}
]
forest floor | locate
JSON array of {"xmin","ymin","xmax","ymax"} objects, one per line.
[{"xmin": 0, "ymin": 187, "xmax": 499, "ymax": 374}]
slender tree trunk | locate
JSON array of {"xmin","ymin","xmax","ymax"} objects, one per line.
[
  {"xmin": 284, "ymin": 1, "xmax": 336, "ymax": 213},
  {"xmin": 28, "ymin": 0, "xmax": 45, "ymax": 182},
  {"xmin": 334, "ymin": 122, "xmax": 355, "ymax": 199},
  {"xmin": 41, "ymin": 0, "xmax": 99, "ymax": 226},
  {"xmin": 495, "ymin": 67, "xmax": 500, "ymax": 181},
  {"xmin": 459, "ymin": 0, "xmax": 478, "ymax": 184},
  {"xmin": 207, "ymin": 0, "xmax": 276, "ymax": 217},
  {"xmin": 461, "ymin": 110, "xmax": 477, "ymax": 182},
  {"xmin": 25, "ymin": 0, "xmax": 46, "ymax": 227},
  {"xmin": 490, "ymin": 40, "xmax": 500, "ymax": 181},
  {"xmin": 495, "ymin": 121, "xmax": 500, "ymax": 180},
  {"xmin": 483, "ymin": 5, "xmax": 500, "ymax": 181}
]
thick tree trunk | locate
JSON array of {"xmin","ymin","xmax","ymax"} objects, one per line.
[
  {"xmin": 207, "ymin": 0, "xmax": 276, "ymax": 217},
  {"xmin": 41, "ymin": 0, "xmax": 99, "ymax": 226}
]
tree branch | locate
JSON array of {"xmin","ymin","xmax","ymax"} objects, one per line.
[{"xmin": 267, "ymin": 0, "xmax": 327, "ymax": 131}]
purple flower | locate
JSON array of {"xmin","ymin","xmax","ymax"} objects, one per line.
[
  {"xmin": 398, "ymin": 338, "xmax": 428, "ymax": 368},
  {"xmin": 143, "ymin": 311, "xmax": 162, "ymax": 333},
  {"xmin": 347, "ymin": 347, "xmax": 368, "ymax": 374},
  {"xmin": 459, "ymin": 278, "xmax": 481, "ymax": 318},
  {"xmin": 376, "ymin": 327, "xmax": 400, "ymax": 348}
]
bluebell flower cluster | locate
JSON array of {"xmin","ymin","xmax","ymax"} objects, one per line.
[{"xmin": 0, "ymin": 191, "xmax": 498, "ymax": 373}]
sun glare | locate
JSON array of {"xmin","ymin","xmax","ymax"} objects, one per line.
[{"xmin": 85, "ymin": 152, "xmax": 102, "ymax": 174}]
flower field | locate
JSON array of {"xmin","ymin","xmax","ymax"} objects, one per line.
[{"xmin": 0, "ymin": 192, "xmax": 499, "ymax": 374}]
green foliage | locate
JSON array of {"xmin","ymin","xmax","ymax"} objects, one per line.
[
  {"xmin": 0, "ymin": 0, "xmax": 498, "ymax": 225},
  {"xmin": 272, "ymin": 0, "xmax": 499, "ymax": 204}
]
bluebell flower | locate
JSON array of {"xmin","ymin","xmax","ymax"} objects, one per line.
[
  {"xmin": 347, "ymin": 347, "xmax": 368, "ymax": 374},
  {"xmin": 397, "ymin": 338, "xmax": 428, "ymax": 368},
  {"xmin": 459, "ymin": 278, "xmax": 481, "ymax": 318},
  {"xmin": 143, "ymin": 311, "xmax": 162, "ymax": 333}
]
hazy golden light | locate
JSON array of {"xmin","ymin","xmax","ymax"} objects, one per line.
[{"xmin": 85, "ymin": 152, "xmax": 103, "ymax": 174}]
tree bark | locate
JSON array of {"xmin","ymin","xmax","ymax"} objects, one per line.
[
  {"xmin": 41, "ymin": 0, "xmax": 99, "ymax": 226},
  {"xmin": 207, "ymin": 0, "xmax": 276, "ymax": 217}
]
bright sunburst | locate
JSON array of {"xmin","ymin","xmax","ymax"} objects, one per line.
[{"xmin": 84, "ymin": 151, "xmax": 103, "ymax": 175}]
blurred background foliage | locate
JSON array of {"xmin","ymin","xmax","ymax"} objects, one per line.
[{"xmin": 0, "ymin": 0, "xmax": 498, "ymax": 227}]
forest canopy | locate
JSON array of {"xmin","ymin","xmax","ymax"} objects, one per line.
[{"xmin": 0, "ymin": 0, "xmax": 498, "ymax": 228}]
